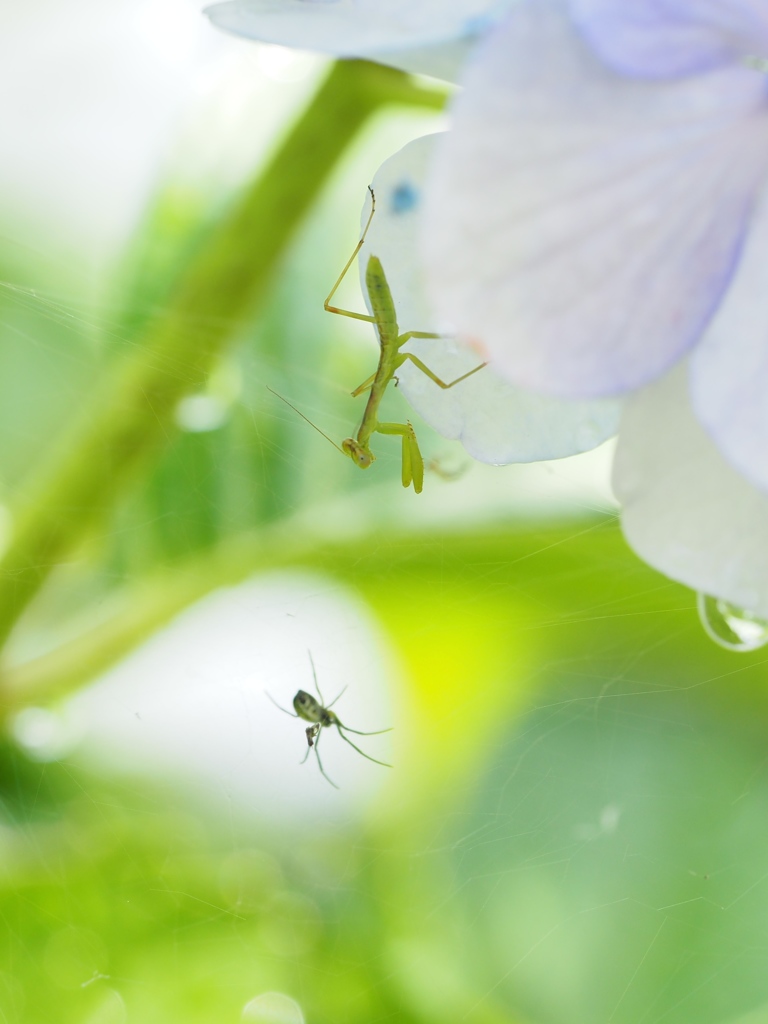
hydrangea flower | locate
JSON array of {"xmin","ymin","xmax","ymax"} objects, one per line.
[
  {"xmin": 361, "ymin": 135, "xmax": 620, "ymax": 465},
  {"xmin": 206, "ymin": 0, "xmax": 515, "ymax": 81},
  {"xmin": 208, "ymin": 1, "xmax": 621, "ymax": 465},
  {"xmin": 205, "ymin": 0, "xmax": 768, "ymax": 621}
]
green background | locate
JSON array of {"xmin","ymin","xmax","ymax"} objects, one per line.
[{"xmin": 1, "ymin": 52, "xmax": 767, "ymax": 1024}]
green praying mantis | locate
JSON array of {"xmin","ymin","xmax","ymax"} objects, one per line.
[{"xmin": 271, "ymin": 187, "xmax": 486, "ymax": 493}]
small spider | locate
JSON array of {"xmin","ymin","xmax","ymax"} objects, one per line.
[{"xmin": 267, "ymin": 653, "xmax": 392, "ymax": 788}]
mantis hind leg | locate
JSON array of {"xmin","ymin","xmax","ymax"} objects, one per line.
[
  {"xmin": 324, "ymin": 186, "xmax": 377, "ymax": 324},
  {"xmin": 396, "ymin": 344, "xmax": 487, "ymax": 389},
  {"xmin": 377, "ymin": 421, "xmax": 424, "ymax": 493}
]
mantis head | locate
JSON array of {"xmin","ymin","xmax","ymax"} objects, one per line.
[{"xmin": 342, "ymin": 438, "xmax": 375, "ymax": 469}]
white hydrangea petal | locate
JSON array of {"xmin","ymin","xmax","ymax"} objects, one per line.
[
  {"xmin": 422, "ymin": 0, "xmax": 768, "ymax": 399},
  {"xmin": 690, "ymin": 183, "xmax": 768, "ymax": 494},
  {"xmin": 570, "ymin": 0, "xmax": 768, "ymax": 78},
  {"xmin": 358, "ymin": 135, "xmax": 621, "ymax": 464},
  {"xmin": 613, "ymin": 362, "xmax": 768, "ymax": 618},
  {"xmin": 205, "ymin": 0, "xmax": 512, "ymax": 59},
  {"xmin": 395, "ymin": 338, "xmax": 622, "ymax": 463},
  {"xmin": 370, "ymin": 39, "xmax": 476, "ymax": 83}
]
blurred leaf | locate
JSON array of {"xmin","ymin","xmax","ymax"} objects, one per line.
[{"xmin": 0, "ymin": 60, "xmax": 446, "ymax": 648}]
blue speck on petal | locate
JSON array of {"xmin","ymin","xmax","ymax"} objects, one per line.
[
  {"xmin": 390, "ymin": 181, "xmax": 419, "ymax": 215},
  {"xmin": 464, "ymin": 12, "xmax": 497, "ymax": 36},
  {"xmin": 463, "ymin": 1, "xmax": 511, "ymax": 38}
]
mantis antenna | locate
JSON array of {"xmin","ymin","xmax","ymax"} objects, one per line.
[{"xmin": 266, "ymin": 385, "xmax": 345, "ymax": 455}]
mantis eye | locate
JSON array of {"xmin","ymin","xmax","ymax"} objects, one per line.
[{"xmin": 342, "ymin": 439, "xmax": 374, "ymax": 469}]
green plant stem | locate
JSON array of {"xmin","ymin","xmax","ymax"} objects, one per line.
[
  {"xmin": 0, "ymin": 61, "xmax": 447, "ymax": 651},
  {"xmin": 0, "ymin": 525, "xmax": 305, "ymax": 715},
  {"xmin": 0, "ymin": 518, "xmax": 626, "ymax": 718}
]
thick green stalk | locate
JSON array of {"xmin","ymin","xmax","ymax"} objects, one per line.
[
  {"xmin": 0, "ymin": 61, "xmax": 446, "ymax": 649},
  {"xmin": 0, "ymin": 525, "xmax": 303, "ymax": 714},
  {"xmin": 0, "ymin": 519, "xmax": 616, "ymax": 717}
]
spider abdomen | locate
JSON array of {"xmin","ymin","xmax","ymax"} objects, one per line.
[{"xmin": 293, "ymin": 689, "xmax": 322, "ymax": 723}]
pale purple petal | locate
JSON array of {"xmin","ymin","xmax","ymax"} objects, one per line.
[
  {"xmin": 205, "ymin": 0, "xmax": 512, "ymax": 64},
  {"xmin": 360, "ymin": 136, "xmax": 621, "ymax": 463},
  {"xmin": 690, "ymin": 182, "xmax": 768, "ymax": 493},
  {"xmin": 422, "ymin": 0, "xmax": 768, "ymax": 398},
  {"xmin": 570, "ymin": 0, "xmax": 768, "ymax": 77},
  {"xmin": 613, "ymin": 362, "xmax": 768, "ymax": 618}
]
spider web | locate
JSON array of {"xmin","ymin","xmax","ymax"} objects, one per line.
[{"xmin": 2, "ymin": 9, "xmax": 768, "ymax": 1024}]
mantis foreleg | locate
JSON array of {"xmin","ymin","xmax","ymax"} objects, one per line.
[{"xmin": 377, "ymin": 421, "xmax": 424, "ymax": 493}]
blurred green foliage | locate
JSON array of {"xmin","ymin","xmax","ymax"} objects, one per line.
[
  {"xmin": 1, "ymin": 57, "xmax": 768, "ymax": 1024},
  {"xmin": 3, "ymin": 525, "xmax": 768, "ymax": 1024}
]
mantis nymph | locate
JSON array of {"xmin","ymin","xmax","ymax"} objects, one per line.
[{"xmin": 271, "ymin": 188, "xmax": 486, "ymax": 493}]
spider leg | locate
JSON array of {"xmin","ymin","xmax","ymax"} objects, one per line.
[
  {"xmin": 336, "ymin": 725, "xmax": 392, "ymax": 768},
  {"xmin": 325, "ymin": 686, "xmax": 347, "ymax": 710},
  {"xmin": 308, "ymin": 651, "xmax": 326, "ymax": 706},
  {"xmin": 266, "ymin": 691, "xmax": 298, "ymax": 717},
  {"xmin": 313, "ymin": 728, "xmax": 339, "ymax": 789},
  {"xmin": 336, "ymin": 722, "xmax": 392, "ymax": 736}
]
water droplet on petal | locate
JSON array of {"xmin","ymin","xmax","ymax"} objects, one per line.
[
  {"xmin": 697, "ymin": 593, "xmax": 768, "ymax": 652},
  {"xmin": 242, "ymin": 992, "xmax": 304, "ymax": 1024}
]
